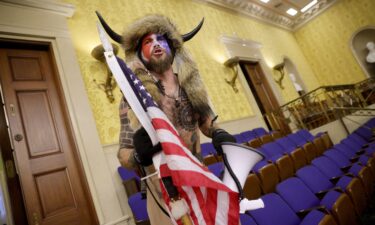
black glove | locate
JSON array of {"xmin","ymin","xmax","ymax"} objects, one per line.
[
  {"xmin": 212, "ymin": 129, "xmax": 236, "ymax": 155},
  {"xmin": 133, "ymin": 127, "xmax": 162, "ymax": 166}
]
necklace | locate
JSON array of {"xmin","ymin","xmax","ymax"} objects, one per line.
[
  {"xmin": 164, "ymin": 85, "xmax": 181, "ymax": 108},
  {"xmin": 157, "ymin": 80, "xmax": 181, "ymax": 108}
]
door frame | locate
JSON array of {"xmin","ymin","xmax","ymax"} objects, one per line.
[
  {"xmin": 220, "ymin": 35, "xmax": 285, "ymax": 131},
  {"xmin": 0, "ymin": 1, "xmax": 129, "ymax": 224}
]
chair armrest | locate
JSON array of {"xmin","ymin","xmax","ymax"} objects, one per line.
[
  {"xmin": 297, "ymin": 205, "xmax": 327, "ymax": 218},
  {"xmin": 340, "ymin": 165, "xmax": 351, "ymax": 173},
  {"xmin": 315, "ymin": 187, "xmax": 343, "ymax": 199},
  {"xmin": 350, "ymin": 156, "xmax": 360, "ymax": 163},
  {"xmin": 329, "ymin": 176, "xmax": 341, "ymax": 184},
  {"xmin": 344, "ymin": 173, "xmax": 355, "ymax": 177},
  {"xmin": 355, "ymin": 149, "xmax": 365, "ymax": 155}
]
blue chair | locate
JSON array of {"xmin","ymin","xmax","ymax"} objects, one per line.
[
  {"xmin": 234, "ymin": 133, "xmax": 247, "ymax": 144},
  {"xmin": 297, "ymin": 165, "xmax": 363, "ymax": 219},
  {"xmin": 260, "ymin": 142, "xmax": 294, "ymax": 181},
  {"xmin": 354, "ymin": 126, "xmax": 374, "ymax": 142},
  {"xmin": 240, "ymin": 130, "xmax": 258, "ymax": 143},
  {"xmin": 276, "ymin": 177, "xmax": 358, "ymax": 225},
  {"xmin": 287, "ymin": 132, "xmax": 308, "ymax": 147},
  {"xmin": 248, "ymin": 193, "xmax": 337, "ymax": 225},
  {"xmin": 207, "ymin": 161, "xmax": 224, "ymax": 179},
  {"xmin": 240, "ymin": 213, "xmax": 257, "ymax": 225},
  {"xmin": 275, "ymin": 137, "xmax": 308, "ymax": 171},
  {"xmin": 252, "ymin": 127, "xmax": 268, "ymax": 138},
  {"xmin": 323, "ymin": 149, "xmax": 374, "ymax": 197},
  {"xmin": 311, "ymin": 156, "xmax": 368, "ymax": 215},
  {"xmin": 128, "ymin": 192, "xmax": 150, "ymax": 225},
  {"xmin": 201, "ymin": 142, "xmax": 220, "ymax": 166},
  {"xmin": 118, "ymin": 166, "xmax": 141, "ymax": 196},
  {"xmin": 200, "ymin": 142, "xmax": 216, "ymax": 158}
]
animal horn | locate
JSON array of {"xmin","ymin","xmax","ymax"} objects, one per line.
[
  {"xmin": 95, "ymin": 11, "xmax": 122, "ymax": 44},
  {"xmin": 182, "ymin": 18, "xmax": 204, "ymax": 42}
]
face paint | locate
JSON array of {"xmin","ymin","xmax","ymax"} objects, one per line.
[{"xmin": 141, "ymin": 33, "xmax": 171, "ymax": 62}]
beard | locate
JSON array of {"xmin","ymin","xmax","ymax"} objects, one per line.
[{"xmin": 144, "ymin": 53, "xmax": 173, "ymax": 74}]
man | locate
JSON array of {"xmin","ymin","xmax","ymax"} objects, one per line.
[{"xmin": 98, "ymin": 13, "xmax": 236, "ymax": 225}]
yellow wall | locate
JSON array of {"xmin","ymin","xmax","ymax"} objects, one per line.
[
  {"xmin": 294, "ymin": 0, "xmax": 375, "ymax": 85},
  {"xmin": 64, "ymin": 0, "xmax": 319, "ymax": 144}
]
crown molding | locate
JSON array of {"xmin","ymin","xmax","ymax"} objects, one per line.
[
  {"xmin": 0, "ymin": 0, "xmax": 75, "ymax": 17},
  {"xmin": 220, "ymin": 35, "xmax": 262, "ymax": 49},
  {"xmin": 197, "ymin": 0, "xmax": 338, "ymax": 31},
  {"xmin": 293, "ymin": 0, "xmax": 338, "ymax": 30}
]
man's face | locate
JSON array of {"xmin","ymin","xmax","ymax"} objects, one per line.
[
  {"xmin": 141, "ymin": 33, "xmax": 171, "ymax": 62},
  {"xmin": 140, "ymin": 33, "xmax": 173, "ymax": 74}
]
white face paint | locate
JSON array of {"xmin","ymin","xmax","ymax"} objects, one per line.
[{"xmin": 141, "ymin": 33, "xmax": 171, "ymax": 62}]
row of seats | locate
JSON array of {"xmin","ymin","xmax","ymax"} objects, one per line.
[
  {"xmin": 118, "ymin": 119, "xmax": 375, "ymax": 225},
  {"xmin": 201, "ymin": 127, "xmax": 333, "ymax": 166},
  {"xmin": 201, "ymin": 127, "xmax": 287, "ymax": 166},
  {"xmin": 117, "ymin": 167, "xmax": 149, "ymax": 225},
  {"xmin": 207, "ymin": 120, "xmax": 375, "ymax": 225}
]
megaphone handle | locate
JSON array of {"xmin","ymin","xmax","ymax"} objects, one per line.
[{"xmin": 222, "ymin": 153, "xmax": 244, "ymax": 200}]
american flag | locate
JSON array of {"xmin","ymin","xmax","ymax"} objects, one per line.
[{"xmin": 116, "ymin": 57, "xmax": 239, "ymax": 225}]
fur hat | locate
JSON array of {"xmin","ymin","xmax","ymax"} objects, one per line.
[
  {"xmin": 123, "ymin": 14, "xmax": 212, "ymax": 118},
  {"xmin": 96, "ymin": 13, "xmax": 213, "ymax": 128}
]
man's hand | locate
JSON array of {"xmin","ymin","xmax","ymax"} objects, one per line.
[
  {"xmin": 212, "ymin": 129, "xmax": 236, "ymax": 155},
  {"xmin": 133, "ymin": 127, "xmax": 162, "ymax": 166}
]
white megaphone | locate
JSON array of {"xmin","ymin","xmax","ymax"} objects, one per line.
[{"xmin": 220, "ymin": 142, "xmax": 265, "ymax": 213}]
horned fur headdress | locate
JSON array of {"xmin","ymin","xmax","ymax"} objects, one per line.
[{"xmin": 96, "ymin": 12, "xmax": 213, "ymax": 125}]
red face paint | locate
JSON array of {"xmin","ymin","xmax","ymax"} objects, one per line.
[{"xmin": 141, "ymin": 33, "xmax": 171, "ymax": 62}]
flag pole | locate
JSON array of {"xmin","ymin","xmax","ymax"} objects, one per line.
[{"xmin": 96, "ymin": 23, "xmax": 194, "ymax": 225}]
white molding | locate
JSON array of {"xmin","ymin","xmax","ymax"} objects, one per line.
[
  {"xmin": 220, "ymin": 35, "xmax": 262, "ymax": 49},
  {"xmin": 196, "ymin": 0, "xmax": 338, "ymax": 31},
  {"xmin": 349, "ymin": 25, "xmax": 375, "ymax": 79},
  {"xmin": 293, "ymin": 0, "xmax": 338, "ymax": 31},
  {"xmin": 103, "ymin": 215, "xmax": 131, "ymax": 225},
  {"xmin": 201, "ymin": 0, "xmax": 294, "ymax": 30},
  {"xmin": 219, "ymin": 35, "xmax": 284, "ymax": 131},
  {"xmin": 0, "ymin": 2, "xmax": 130, "ymax": 224},
  {"xmin": 0, "ymin": 0, "xmax": 75, "ymax": 17},
  {"xmin": 220, "ymin": 35, "xmax": 263, "ymax": 62}
]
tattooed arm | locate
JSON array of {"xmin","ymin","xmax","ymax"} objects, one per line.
[{"xmin": 117, "ymin": 98, "xmax": 138, "ymax": 169}]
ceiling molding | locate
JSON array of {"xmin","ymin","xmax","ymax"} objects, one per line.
[
  {"xmin": 293, "ymin": 0, "xmax": 338, "ymax": 30},
  {"xmin": 0, "ymin": 0, "xmax": 75, "ymax": 17},
  {"xmin": 197, "ymin": 0, "xmax": 338, "ymax": 31}
]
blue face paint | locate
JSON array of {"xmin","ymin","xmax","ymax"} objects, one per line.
[{"xmin": 141, "ymin": 33, "xmax": 171, "ymax": 62}]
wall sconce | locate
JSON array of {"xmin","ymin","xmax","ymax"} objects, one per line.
[
  {"xmin": 273, "ymin": 62, "xmax": 285, "ymax": 90},
  {"xmin": 91, "ymin": 43, "xmax": 119, "ymax": 103},
  {"xmin": 224, "ymin": 56, "xmax": 240, "ymax": 93}
]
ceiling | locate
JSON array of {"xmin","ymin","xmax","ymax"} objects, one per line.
[{"xmin": 198, "ymin": 0, "xmax": 338, "ymax": 30}]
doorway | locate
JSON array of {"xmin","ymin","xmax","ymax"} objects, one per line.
[
  {"xmin": 0, "ymin": 40, "xmax": 98, "ymax": 225},
  {"xmin": 0, "ymin": 92, "xmax": 27, "ymax": 224},
  {"xmin": 240, "ymin": 61, "xmax": 291, "ymax": 134}
]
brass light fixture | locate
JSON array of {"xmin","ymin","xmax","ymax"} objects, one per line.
[
  {"xmin": 224, "ymin": 56, "xmax": 240, "ymax": 93},
  {"xmin": 273, "ymin": 62, "xmax": 285, "ymax": 90},
  {"xmin": 91, "ymin": 43, "xmax": 119, "ymax": 103}
]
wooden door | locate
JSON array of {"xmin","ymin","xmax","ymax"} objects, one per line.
[
  {"xmin": 0, "ymin": 42, "xmax": 97, "ymax": 225},
  {"xmin": 0, "ymin": 94, "xmax": 28, "ymax": 224},
  {"xmin": 241, "ymin": 62, "xmax": 290, "ymax": 134}
]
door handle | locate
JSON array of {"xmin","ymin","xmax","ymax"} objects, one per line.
[{"xmin": 14, "ymin": 134, "xmax": 23, "ymax": 142}]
